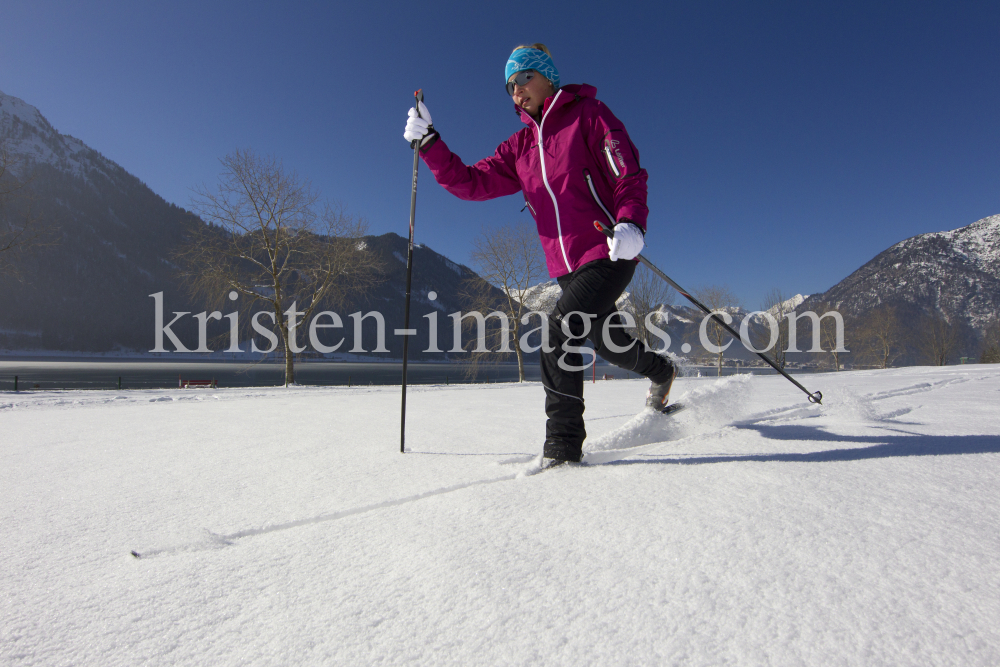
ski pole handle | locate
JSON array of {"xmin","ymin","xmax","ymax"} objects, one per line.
[{"xmin": 409, "ymin": 89, "xmax": 424, "ymax": 149}]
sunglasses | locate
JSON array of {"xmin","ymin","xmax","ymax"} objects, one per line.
[{"xmin": 506, "ymin": 70, "xmax": 536, "ymax": 96}]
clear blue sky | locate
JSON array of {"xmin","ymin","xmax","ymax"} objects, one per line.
[{"xmin": 3, "ymin": 0, "xmax": 998, "ymax": 307}]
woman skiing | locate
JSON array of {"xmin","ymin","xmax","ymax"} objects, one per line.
[{"xmin": 403, "ymin": 44, "xmax": 676, "ymax": 465}]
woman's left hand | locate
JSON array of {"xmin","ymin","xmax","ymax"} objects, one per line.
[{"xmin": 608, "ymin": 220, "xmax": 644, "ymax": 261}]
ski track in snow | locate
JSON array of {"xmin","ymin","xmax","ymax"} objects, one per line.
[
  {"xmin": 135, "ymin": 377, "xmax": 762, "ymax": 555},
  {"xmin": 121, "ymin": 372, "xmax": 989, "ymax": 556},
  {"xmin": 4, "ymin": 366, "xmax": 1000, "ymax": 666},
  {"xmin": 132, "ymin": 473, "xmax": 522, "ymax": 559}
]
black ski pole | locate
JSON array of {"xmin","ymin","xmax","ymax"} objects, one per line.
[
  {"xmin": 400, "ymin": 89, "xmax": 424, "ymax": 453},
  {"xmin": 594, "ymin": 220, "xmax": 823, "ymax": 404}
]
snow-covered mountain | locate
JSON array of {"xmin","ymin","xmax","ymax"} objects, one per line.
[
  {"xmin": 802, "ymin": 214, "xmax": 1000, "ymax": 331},
  {"xmin": 764, "ymin": 294, "xmax": 809, "ymax": 318},
  {"xmin": 516, "ymin": 280, "xmax": 562, "ymax": 313},
  {"xmin": 1, "ymin": 89, "xmax": 203, "ymax": 351},
  {"xmin": 0, "ymin": 89, "xmax": 496, "ymax": 354},
  {"xmin": 487, "ymin": 211, "xmax": 1000, "ymax": 366},
  {"xmin": 0, "ymin": 90, "xmax": 115, "ymax": 182}
]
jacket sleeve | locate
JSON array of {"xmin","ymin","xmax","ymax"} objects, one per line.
[
  {"xmin": 587, "ymin": 101, "xmax": 649, "ymax": 231},
  {"xmin": 419, "ymin": 135, "xmax": 522, "ymax": 202}
]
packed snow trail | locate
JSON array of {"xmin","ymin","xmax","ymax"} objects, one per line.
[{"xmin": 136, "ymin": 377, "xmax": 759, "ymax": 554}]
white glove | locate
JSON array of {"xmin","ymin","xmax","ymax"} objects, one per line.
[
  {"xmin": 403, "ymin": 101, "xmax": 435, "ymax": 146},
  {"xmin": 607, "ymin": 221, "xmax": 644, "ymax": 261}
]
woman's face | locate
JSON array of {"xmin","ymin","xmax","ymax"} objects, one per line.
[{"xmin": 509, "ymin": 70, "xmax": 553, "ymax": 116}]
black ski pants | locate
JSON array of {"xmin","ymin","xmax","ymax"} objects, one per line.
[{"xmin": 541, "ymin": 258, "xmax": 674, "ymax": 462}]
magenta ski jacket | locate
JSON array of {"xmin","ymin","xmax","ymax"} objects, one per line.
[{"xmin": 420, "ymin": 84, "xmax": 649, "ymax": 278}]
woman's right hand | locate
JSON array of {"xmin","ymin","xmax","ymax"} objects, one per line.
[{"xmin": 403, "ymin": 101, "xmax": 436, "ymax": 146}]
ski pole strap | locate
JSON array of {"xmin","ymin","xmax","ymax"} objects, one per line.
[{"xmin": 592, "ymin": 220, "xmax": 823, "ymax": 405}]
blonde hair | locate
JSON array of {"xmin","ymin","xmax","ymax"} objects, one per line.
[{"xmin": 512, "ymin": 43, "xmax": 553, "ymax": 58}]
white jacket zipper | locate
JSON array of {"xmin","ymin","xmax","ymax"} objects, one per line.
[{"xmin": 534, "ymin": 90, "xmax": 572, "ymax": 274}]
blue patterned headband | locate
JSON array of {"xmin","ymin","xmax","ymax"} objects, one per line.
[{"xmin": 505, "ymin": 48, "xmax": 560, "ymax": 90}]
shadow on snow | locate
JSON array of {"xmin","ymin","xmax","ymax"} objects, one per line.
[{"xmin": 623, "ymin": 423, "xmax": 1000, "ymax": 466}]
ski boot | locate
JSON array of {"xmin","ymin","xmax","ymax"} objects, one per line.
[
  {"xmin": 542, "ymin": 439, "xmax": 582, "ymax": 469},
  {"xmin": 645, "ymin": 360, "xmax": 677, "ymax": 413},
  {"xmin": 539, "ymin": 457, "xmax": 571, "ymax": 471}
]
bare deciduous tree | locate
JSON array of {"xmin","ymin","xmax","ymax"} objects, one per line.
[
  {"xmin": 854, "ymin": 306, "xmax": 903, "ymax": 369},
  {"xmin": 978, "ymin": 318, "xmax": 1000, "ymax": 364},
  {"xmin": 619, "ymin": 264, "xmax": 674, "ymax": 350},
  {"xmin": 176, "ymin": 149, "xmax": 383, "ymax": 385},
  {"xmin": 820, "ymin": 308, "xmax": 849, "ymax": 371},
  {"xmin": 809, "ymin": 301, "xmax": 852, "ymax": 371},
  {"xmin": 755, "ymin": 288, "xmax": 793, "ymax": 370},
  {"xmin": 914, "ymin": 312, "xmax": 959, "ymax": 366},
  {"xmin": 797, "ymin": 300, "xmax": 841, "ymax": 371},
  {"xmin": 693, "ymin": 284, "xmax": 741, "ymax": 376},
  {"xmin": 462, "ymin": 221, "xmax": 547, "ymax": 382}
]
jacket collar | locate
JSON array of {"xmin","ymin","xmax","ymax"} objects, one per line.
[{"xmin": 516, "ymin": 83, "xmax": 596, "ymax": 126}]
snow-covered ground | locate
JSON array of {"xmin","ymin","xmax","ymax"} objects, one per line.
[{"xmin": 2, "ymin": 365, "xmax": 999, "ymax": 665}]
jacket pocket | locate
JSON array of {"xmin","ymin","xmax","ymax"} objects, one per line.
[{"xmin": 584, "ymin": 169, "xmax": 615, "ymax": 226}]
